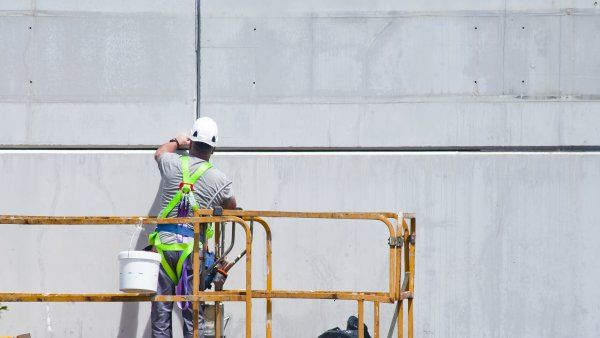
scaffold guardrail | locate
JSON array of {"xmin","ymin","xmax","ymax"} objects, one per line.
[{"xmin": 0, "ymin": 210, "xmax": 416, "ymax": 338}]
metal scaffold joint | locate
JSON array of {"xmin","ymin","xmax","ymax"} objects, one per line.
[{"xmin": 388, "ymin": 236, "xmax": 403, "ymax": 248}]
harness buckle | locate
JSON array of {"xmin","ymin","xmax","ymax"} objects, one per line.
[{"xmin": 179, "ymin": 182, "xmax": 194, "ymax": 192}]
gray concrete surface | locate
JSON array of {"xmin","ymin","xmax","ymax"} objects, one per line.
[
  {"xmin": 200, "ymin": 4, "xmax": 600, "ymax": 148},
  {"xmin": 1, "ymin": 151, "xmax": 600, "ymax": 337},
  {"xmin": 0, "ymin": 1, "xmax": 196, "ymax": 146},
  {"xmin": 2, "ymin": 1, "xmax": 599, "ymax": 147},
  {"xmin": 209, "ymin": 101, "xmax": 600, "ymax": 148}
]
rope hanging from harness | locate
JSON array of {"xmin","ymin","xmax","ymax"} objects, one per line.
[{"xmin": 149, "ymin": 156, "xmax": 215, "ymax": 308}]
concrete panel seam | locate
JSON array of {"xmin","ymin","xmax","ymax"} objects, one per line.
[
  {"xmin": 2, "ymin": 149, "xmax": 600, "ymax": 155},
  {"xmin": 200, "ymin": 9, "xmax": 600, "ymax": 19},
  {"xmin": 0, "ymin": 10, "xmax": 189, "ymax": 18},
  {"xmin": 199, "ymin": 95, "xmax": 600, "ymax": 104}
]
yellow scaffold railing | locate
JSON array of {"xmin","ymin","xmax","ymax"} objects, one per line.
[{"xmin": 0, "ymin": 210, "xmax": 416, "ymax": 338}]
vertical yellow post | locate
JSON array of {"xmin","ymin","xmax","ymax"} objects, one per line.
[
  {"xmin": 358, "ymin": 300, "xmax": 364, "ymax": 338},
  {"xmin": 389, "ymin": 246, "xmax": 395, "ymax": 299},
  {"xmin": 266, "ymin": 225, "xmax": 273, "ymax": 338},
  {"xmin": 215, "ymin": 301, "xmax": 222, "ymax": 338},
  {"xmin": 214, "ymin": 222, "xmax": 221, "ymax": 338},
  {"xmin": 373, "ymin": 301, "xmax": 380, "ymax": 338},
  {"xmin": 244, "ymin": 221, "xmax": 252, "ymax": 337},
  {"xmin": 395, "ymin": 218, "xmax": 404, "ymax": 300},
  {"xmin": 397, "ymin": 301, "xmax": 403, "ymax": 338},
  {"xmin": 408, "ymin": 218, "xmax": 416, "ymax": 338},
  {"xmin": 250, "ymin": 217, "xmax": 272, "ymax": 338},
  {"xmin": 192, "ymin": 214, "xmax": 200, "ymax": 338}
]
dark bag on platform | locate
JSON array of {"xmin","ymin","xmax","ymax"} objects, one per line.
[{"xmin": 318, "ymin": 316, "xmax": 372, "ymax": 338}]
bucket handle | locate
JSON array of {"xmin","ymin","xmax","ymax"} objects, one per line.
[{"xmin": 127, "ymin": 217, "xmax": 145, "ymax": 258}]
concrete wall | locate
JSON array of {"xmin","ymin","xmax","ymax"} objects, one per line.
[
  {"xmin": 2, "ymin": 151, "xmax": 600, "ymax": 337},
  {"xmin": 1, "ymin": 0, "xmax": 600, "ymax": 337},
  {"xmin": 0, "ymin": 1, "xmax": 196, "ymax": 146},
  {"xmin": 200, "ymin": 1, "xmax": 600, "ymax": 149}
]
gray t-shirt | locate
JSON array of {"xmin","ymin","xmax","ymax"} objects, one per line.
[{"xmin": 156, "ymin": 152, "xmax": 234, "ymax": 231}]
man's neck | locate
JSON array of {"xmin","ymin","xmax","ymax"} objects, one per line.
[{"xmin": 190, "ymin": 150, "xmax": 211, "ymax": 161}]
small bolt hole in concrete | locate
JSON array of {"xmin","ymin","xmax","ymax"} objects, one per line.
[{"xmin": 474, "ymin": 26, "xmax": 478, "ymax": 30}]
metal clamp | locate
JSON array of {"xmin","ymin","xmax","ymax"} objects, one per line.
[
  {"xmin": 388, "ymin": 236, "xmax": 403, "ymax": 248},
  {"xmin": 213, "ymin": 206, "xmax": 223, "ymax": 216}
]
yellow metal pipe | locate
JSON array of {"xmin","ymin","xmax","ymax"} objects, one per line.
[
  {"xmin": 226, "ymin": 216, "xmax": 253, "ymax": 338},
  {"xmin": 247, "ymin": 216, "xmax": 273, "ymax": 338},
  {"xmin": 358, "ymin": 300, "xmax": 364, "ymax": 338},
  {"xmin": 408, "ymin": 218, "xmax": 416, "ymax": 338},
  {"xmin": 393, "ymin": 219, "xmax": 402, "ymax": 300},
  {"xmin": 197, "ymin": 210, "xmax": 404, "ymax": 219},
  {"xmin": 374, "ymin": 215, "xmax": 397, "ymax": 300},
  {"xmin": 192, "ymin": 214, "xmax": 202, "ymax": 338},
  {"xmin": 373, "ymin": 301, "xmax": 380, "ymax": 338},
  {"xmin": 214, "ymin": 222, "xmax": 222, "ymax": 337},
  {"xmin": 215, "ymin": 301, "xmax": 222, "ymax": 338},
  {"xmin": 0, "ymin": 212, "xmax": 412, "ymax": 229},
  {"xmin": 398, "ymin": 301, "xmax": 403, "ymax": 338},
  {"xmin": 0, "ymin": 290, "xmax": 401, "ymax": 303},
  {"xmin": 0, "ymin": 215, "xmax": 232, "ymax": 225}
]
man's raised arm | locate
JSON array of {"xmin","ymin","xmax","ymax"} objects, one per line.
[{"xmin": 154, "ymin": 134, "xmax": 190, "ymax": 162}]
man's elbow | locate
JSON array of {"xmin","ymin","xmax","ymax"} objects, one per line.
[
  {"xmin": 154, "ymin": 149, "xmax": 163, "ymax": 162},
  {"xmin": 222, "ymin": 196, "xmax": 237, "ymax": 210}
]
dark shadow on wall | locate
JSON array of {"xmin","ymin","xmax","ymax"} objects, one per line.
[{"xmin": 116, "ymin": 178, "xmax": 164, "ymax": 338}]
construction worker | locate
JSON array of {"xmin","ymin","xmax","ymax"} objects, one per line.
[{"xmin": 150, "ymin": 116, "xmax": 237, "ymax": 338}]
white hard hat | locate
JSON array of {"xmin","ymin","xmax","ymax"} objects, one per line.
[{"xmin": 190, "ymin": 116, "xmax": 218, "ymax": 147}]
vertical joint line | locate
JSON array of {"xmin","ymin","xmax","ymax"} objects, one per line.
[{"xmin": 195, "ymin": 0, "xmax": 201, "ymax": 119}]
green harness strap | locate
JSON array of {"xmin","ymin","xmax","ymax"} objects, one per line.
[
  {"xmin": 159, "ymin": 156, "xmax": 213, "ymax": 218},
  {"xmin": 149, "ymin": 232, "xmax": 194, "ymax": 284},
  {"xmin": 151, "ymin": 156, "xmax": 213, "ymax": 284}
]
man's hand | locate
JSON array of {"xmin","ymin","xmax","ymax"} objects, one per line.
[
  {"xmin": 175, "ymin": 133, "xmax": 190, "ymax": 150},
  {"xmin": 212, "ymin": 260, "xmax": 229, "ymax": 291}
]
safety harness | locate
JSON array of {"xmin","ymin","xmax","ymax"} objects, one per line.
[{"xmin": 149, "ymin": 156, "xmax": 214, "ymax": 287}]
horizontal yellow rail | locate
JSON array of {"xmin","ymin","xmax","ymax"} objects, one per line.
[{"xmin": 0, "ymin": 290, "xmax": 413, "ymax": 303}]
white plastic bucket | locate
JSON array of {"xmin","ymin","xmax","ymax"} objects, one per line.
[{"xmin": 118, "ymin": 251, "xmax": 161, "ymax": 293}]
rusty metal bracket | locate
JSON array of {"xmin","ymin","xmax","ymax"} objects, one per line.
[{"xmin": 388, "ymin": 236, "xmax": 403, "ymax": 248}]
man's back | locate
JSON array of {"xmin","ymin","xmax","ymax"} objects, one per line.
[{"xmin": 157, "ymin": 152, "xmax": 234, "ymax": 218}]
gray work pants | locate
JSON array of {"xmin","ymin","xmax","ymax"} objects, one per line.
[{"xmin": 151, "ymin": 250, "xmax": 205, "ymax": 338}]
